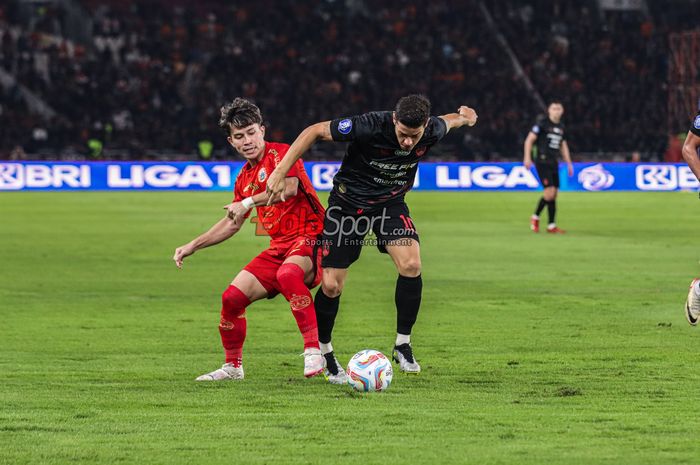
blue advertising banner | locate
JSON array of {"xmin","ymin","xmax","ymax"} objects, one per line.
[{"xmin": 0, "ymin": 161, "xmax": 698, "ymax": 192}]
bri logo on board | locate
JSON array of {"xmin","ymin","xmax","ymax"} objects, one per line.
[
  {"xmin": 0, "ymin": 163, "xmax": 91, "ymax": 190},
  {"xmin": 635, "ymin": 165, "xmax": 699, "ymax": 191}
]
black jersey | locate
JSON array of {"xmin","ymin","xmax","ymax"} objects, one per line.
[
  {"xmin": 691, "ymin": 112, "xmax": 700, "ymax": 137},
  {"xmin": 531, "ymin": 116, "xmax": 565, "ymax": 164},
  {"xmin": 329, "ymin": 111, "xmax": 447, "ymax": 209}
]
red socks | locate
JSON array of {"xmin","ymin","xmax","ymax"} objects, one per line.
[
  {"xmin": 276, "ymin": 263, "xmax": 320, "ymax": 350},
  {"xmin": 219, "ymin": 285, "xmax": 250, "ymax": 367},
  {"xmin": 217, "ymin": 264, "xmax": 319, "ymax": 367}
]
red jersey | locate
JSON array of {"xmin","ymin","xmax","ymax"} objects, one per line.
[{"xmin": 233, "ymin": 142, "xmax": 325, "ymax": 245}]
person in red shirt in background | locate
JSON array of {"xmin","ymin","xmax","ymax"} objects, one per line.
[{"xmin": 173, "ymin": 98, "xmax": 326, "ymax": 381}]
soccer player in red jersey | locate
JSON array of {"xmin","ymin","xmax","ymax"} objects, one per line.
[{"xmin": 173, "ymin": 98, "xmax": 326, "ymax": 381}]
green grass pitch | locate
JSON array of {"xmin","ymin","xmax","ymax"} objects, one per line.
[{"xmin": 3, "ymin": 191, "xmax": 700, "ymax": 465}]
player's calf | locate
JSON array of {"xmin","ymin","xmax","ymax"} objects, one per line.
[{"xmin": 219, "ymin": 285, "xmax": 250, "ymax": 366}]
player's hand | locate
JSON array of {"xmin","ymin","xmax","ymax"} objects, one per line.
[
  {"xmin": 458, "ymin": 106, "xmax": 478, "ymax": 127},
  {"xmin": 524, "ymin": 159, "xmax": 532, "ymax": 170},
  {"xmin": 567, "ymin": 163, "xmax": 574, "ymax": 177},
  {"xmin": 265, "ymin": 169, "xmax": 286, "ymax": 205},
  {"xmin": 173, "ymin": 244, "xmax": 195, "ymax": 269},
  {"xmin": 223, "ymin": 201, "xmax": 249, "ymax": 222}
]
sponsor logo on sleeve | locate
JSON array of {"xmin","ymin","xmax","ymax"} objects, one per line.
[{"xmin": 338, "ymin": 119, "xmax": 353, "ymax": 134}]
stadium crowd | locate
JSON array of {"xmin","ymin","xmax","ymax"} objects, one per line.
[{"xmin": 0, "ymin": 0, "xmax": 693, "ymax": 160}]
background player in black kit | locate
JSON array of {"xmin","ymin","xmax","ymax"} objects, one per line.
[
  {"xmin": 523, "ymin": 100, "xmax": 573, "ymax": 234},
  {"xmin": 266, "ymin": 94, "xmax": 477, "ymax": 382}
]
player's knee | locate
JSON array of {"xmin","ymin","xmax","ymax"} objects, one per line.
[
  {"xmin": 275, "ymin": 263, "xmax": 304, "ymax": 286},
  {"xmin": 221, "ymin": 285, "xmax": 249, "ymax": 320},
  {"xmin": 321, "ymin": 278, "xmax": 344, "ymax": 298},
  {"xmin": 397, "ymin": 258, "xmax": 421, "ymax": 277}
]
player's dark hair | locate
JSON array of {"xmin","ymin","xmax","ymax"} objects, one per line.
[
  {"xmin": 395, "ymin": 94, "xmax": 431, "ymax": 128},
  {"xmin": 548, "ymin": 99, "xmax": 564, "ymax": 107},
  {"xmin": 219, "ymin": 98, "xmax": 263, "ymax": 135}
]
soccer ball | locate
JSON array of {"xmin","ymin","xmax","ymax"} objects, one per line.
[{"xmin": 346, "ymin": 349, "xmax": 393, "ymax": 392}]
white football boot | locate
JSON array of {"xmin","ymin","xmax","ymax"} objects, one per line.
[
  {"xmin": 195, "ymin": 363, "xmax": 244, "ymax": 381},
  {"xmin": 323, "ymin": 352, "xmax": 348, "ymax": 384},
  {"xmin": 392, "ymin": 343, "xmax": 421, "ymax": 373},
  {"xmin": 303, "ymin": 348, "xmax": 324, "ymax": 378},
  {"xmin": 685, "ymin": 279, "xmax": 700, "ymax": 326}
]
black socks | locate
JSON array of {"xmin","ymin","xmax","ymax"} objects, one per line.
[
  {"xmin": 396, "ymin": 274, "xmax": 423, "ymax": 335},
  {"xmin": 315, "ymin": 288, "xmax": 340, "ymax": 344}
]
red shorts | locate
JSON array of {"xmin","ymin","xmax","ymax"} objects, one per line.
[{"xmin": 243, "ymin": 236, "xmax": 322, "ymax": 297}]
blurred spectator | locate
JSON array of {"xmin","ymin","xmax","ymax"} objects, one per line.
[{"xmin": 0, "ymin": 0, "xmax": 694, "ymax": 160}]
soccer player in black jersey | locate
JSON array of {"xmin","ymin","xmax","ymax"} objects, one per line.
[
  {"xmin": 265, "ymin": 94, "xmax": 477, "ymax": 382},
  {"xmin": 682, "ymin": 110, "xmax": 700, "ymax": 325},
  {"xmin": 523, "ymin": 100, "xmax": 573, "ymax": 234}
]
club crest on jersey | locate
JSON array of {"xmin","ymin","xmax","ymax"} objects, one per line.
[
  {"xmin": 695, "ymin": 115, "xmax": 700, "ymax": 130},
  {"xmin": 258, "ymin": 168, "xmax": 267, "ymax": 182},
  {"xmin": 415, "ymin": 146, "xmax": 427, "ymax": 157},
  {"xmin": 338, "ymin": 119, "xmax": 352, "ymax": 134}
]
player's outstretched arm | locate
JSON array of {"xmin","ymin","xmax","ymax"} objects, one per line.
[
  {"xmin": 172, "ymin": 215, "xmax": 245, "ymax": 269},
  {"xmin": 223, "ymin": 178, "xmax": 299, "ymax": 222},
  {"xmin": 561, "ymin": 140, "xmax": 574, "ymax": 176},
  {"xmin": 439, "ymin": 106, "xmax": 477, "ymax": 134},
  {"xmin": 523, "ymin": 132, "xmax": 537, "ymax": 169},
  {"xmin": 266, "ymin": 122, "xmax": 333, "ymax": 202},
  {"xmin": 682, "ymin": 131, "xmax": 700, "ymax": 182}
]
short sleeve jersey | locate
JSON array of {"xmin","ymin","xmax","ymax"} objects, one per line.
[
  {"xmin": 233, "ymin": 142, "xmax": 325, "ymax": 245},
  {"xmin": 531, "ymin": 115, "xmax": 566, "ymax": 164},
  {"xmin": 329, "ymin": 111, "xmax": 447, "ymax": 209},
  {"xmin": 691, "ymin": 112, "xmax": 700, "ymax": 137}
]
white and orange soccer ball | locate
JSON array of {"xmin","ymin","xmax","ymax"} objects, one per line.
[{"xmin": 346, "ymin": 349, "xmax": 393, "ymax": 392}]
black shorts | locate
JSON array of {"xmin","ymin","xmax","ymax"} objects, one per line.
[
  {"xmin": 535, "ymin": 163, "xmax": 559, "ymax": 188},
  {"xmin": 320, "ymin": 200, "xmax": 420, "ymax": 269}
]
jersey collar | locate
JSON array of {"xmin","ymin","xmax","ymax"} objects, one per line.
[{"xmin": 243, "ymin": 143, "xmax": 268, "ymax": 170}]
